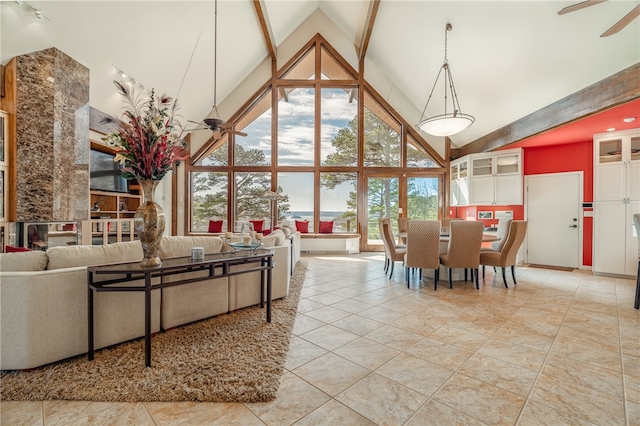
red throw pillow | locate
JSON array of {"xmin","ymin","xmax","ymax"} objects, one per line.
[
  {"xmin": 295, "ymin": 220, "xmax": 309, "ymax": 233},
  {"xmin": 6, "ymin": 245, "xmax": 31, "ymax": 253},
  {"xmin": 208, "ymin": 220, "xmax": 223, "ymax": 233},
  {"xmin": 319, "ymin": 220, "xmax": 334, "ymax": 234},
  {"xmin": 249, "ymin": 220, "xmax": 264, "ymax": 232}
]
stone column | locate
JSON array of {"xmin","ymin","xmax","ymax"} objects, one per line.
[{"xmin": 15, "ymin": 47, "xmax": 89, "ymax": 221}]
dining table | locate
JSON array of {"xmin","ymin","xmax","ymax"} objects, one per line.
[
  {"xmin": 396, "ymin": 231, "xmax": 499, "ymax": 281},
  {"xmin": 396, "ymin": 232, "xmax": 499, "ymax": 244}
]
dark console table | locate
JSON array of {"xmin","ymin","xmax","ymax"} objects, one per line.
[{"xmin": 87, "ymin": 248, "xmax": 274, "ymax": 368}]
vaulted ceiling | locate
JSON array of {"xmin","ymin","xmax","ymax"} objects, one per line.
[{"xmin": 2, "ymin": 1, "xmax": 639, "ymax": 155}]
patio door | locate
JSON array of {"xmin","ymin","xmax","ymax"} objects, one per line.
[
  {"xmin": 364, "ymin": 174, "xmax": 440, "ymax": 251},
  {"xmin": 365, "ymin": 175, "xmax": 400, "ymax": 251}
]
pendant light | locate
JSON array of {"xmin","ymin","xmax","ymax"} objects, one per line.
[{"xmin": 416, "ymin": 23, "xmax": 474, "ymax": 137}]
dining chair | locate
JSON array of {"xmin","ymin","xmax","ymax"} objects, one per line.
[
  {"xmin": 404, "ymin": 220, "xmax": 440, "ymax": 289},
  {"xmin": 480, "ymin": 220, "xmax": 528, "ymax": 288},
  {"xmin": 440, "ymin": 217, "xmax": 462, "ymax": 234},
  {"xmin": 481, "ymin": 218, "xmax": 512, "ymax": 273},
  {"xmin": 382, "ymin": 221, "xmax": 407, "ymax": 278},
  {"xmin": 397, "ymin": 217, "xmax": 410, "ymax": 244},
  {"xmin": 439, "ymin": 220, "xmax": 484, "ymax": 290},
  {"xmin": 634, "ymin": 214, "xmax": 640, "ymax": 309},
  {"xmin": 379, "ymin": 218, "xmax": 392, "ymax": 273}
]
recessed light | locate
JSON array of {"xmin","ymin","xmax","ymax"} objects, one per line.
[
  {"xmin": 607, "ymin": 128, "xmax": 616, "ymax": 132},
  {"xmin": 623, "ymin": 117, "xmax": 636, "ymax": 123}
]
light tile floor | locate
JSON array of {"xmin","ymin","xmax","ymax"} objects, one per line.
[{"xmin": 2, "ymin": 253, "xmax": 639, "ymax": 425}]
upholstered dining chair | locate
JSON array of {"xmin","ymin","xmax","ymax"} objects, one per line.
[
  {"xmin": 379, "ymin": 218, "xmax": 392, "ymax": 273},
  {"xmin": 440, "ymin": 217, "xmax": 463, "ymax": 233},
  {"xmin": 634, "ymin": 214, "xmax": 640, "ymax": 309},
  {"xmin": 404, "ymin": 220, "xmax": 441, "ymax": 289},
  {"xmin": 397, "ymin": 217, "xmax": 410, "ymax": 244},
  {"xmin": 480, "ymin": 220, "xmax": 528, "ymax": 288},
  {"xmin": 482, "ymin": 218, "xmax": 512, "ymax": 273},
  {"xmin": 439, "ymin": 220, "xmax": 484, "ymax": 290},
  {"xmin": 382, "ymin": 221, "xmax": 407, "ymax": 278}
]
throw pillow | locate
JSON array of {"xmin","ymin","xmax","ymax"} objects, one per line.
[
  {"xmin": 319, "ymin": 220, "xmax": 334, "ymax": 234},
  {"xmin": 295, "ymin": 220, "xmax": 309, "ymax": 233},
  {"xmin": 5, "ymin": 245, "xmax": 31, "ymax": 253},
  {"xmin": 249, "ymin": 219, "xmax": 264, "ymax": 232},
  {"xmin": 208, "ymin": 220, "xmax": 223, "ymax": 233}
]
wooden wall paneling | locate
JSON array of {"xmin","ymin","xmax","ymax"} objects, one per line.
[{"xmin": 1, "ymin": 59, "xmax": 17, "ymax": 222}]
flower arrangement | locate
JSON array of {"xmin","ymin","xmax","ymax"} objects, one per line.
[{"xmin": 101, "ymin": 81, "xmax": 189, "ymax": 181}]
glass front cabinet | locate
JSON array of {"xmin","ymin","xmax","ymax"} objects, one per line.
[{"xmin": 467, "ymin": 148, "xmax": 522, "ymax": 205}]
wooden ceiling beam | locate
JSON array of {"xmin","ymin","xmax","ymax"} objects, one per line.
[
  {"xmin": 458, "ymin": 62, "xmax": 640, "ymax": 157},
  {"xmin": 357, "ymin": 0, "xmax": 380, "ymax": 62},
  {"xmin": 253, "ymin": 0, "xmax": 277, "ymax": 61}
]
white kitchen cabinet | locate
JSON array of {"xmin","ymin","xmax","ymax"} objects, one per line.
[
  {"xmin": 450, "ymin": 157, "xmax": 469, "ymax": 206},
  {"xmin": 468, "ymin": 148, "xmax": 522, "ymax": 205},
  {"xmin": 594, "ymin": 129, "xmax": 640, "ymax": 201},
  {"xmin": 594, "ymin": 200, "xmax": 639, "ymax": 276},
  {"xmin": 593, "ymin": 128, "xmax": 640, "ymax": 276}
]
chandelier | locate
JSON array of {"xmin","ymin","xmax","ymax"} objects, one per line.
[{"xmin": 416, "ymin": 23, "xmax": 474, "ymax": 137}]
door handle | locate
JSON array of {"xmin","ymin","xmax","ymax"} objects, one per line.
[{"xmin": 569, "ymin": 225, "xmax": 578, "ymax": 228}]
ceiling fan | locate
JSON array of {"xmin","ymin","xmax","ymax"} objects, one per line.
[
  {"xmin": 558, "ymin": 0, "xmax": 640, "ymax": 37},
  {"xmin": 187, "ymin": 0, "xmax": 247, "ymax": 141}
]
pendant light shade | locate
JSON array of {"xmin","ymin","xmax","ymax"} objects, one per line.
[{"xmin": 416, "ymin": 24, "xmax": 474, "ymax": 137}]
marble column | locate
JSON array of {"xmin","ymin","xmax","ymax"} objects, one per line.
[{"xmin": 15, "ymin": 47, "xmax": 89, "ymax": 221}]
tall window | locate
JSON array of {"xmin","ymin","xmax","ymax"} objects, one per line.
[
  {"xmin": 321, "ymin": 88, "xmax": 358, "ymax": 166},
  {"xmin": 278, "ymin": 88, "xmax": 315, "ymax": 166},
  {"xmin": 363, "ymin": 94, "xmax": 401, "ymax": 167},
  {"xmin": 188, "ymin": 35, "xmax": 444, "ymax": 237}
]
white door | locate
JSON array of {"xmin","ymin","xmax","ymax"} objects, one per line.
[{"xmin": 525, "ymin": 172, "xmax": 582, "ymax": 268}]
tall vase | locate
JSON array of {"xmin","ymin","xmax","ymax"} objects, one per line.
[{"xmin": 135, "ymin": 179, "xmax": 165, "ymax": 267}]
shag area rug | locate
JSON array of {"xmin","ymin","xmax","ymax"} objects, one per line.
[{"xmin": 0, "ymin": 260, "xmax": 308, "ymax": 403}]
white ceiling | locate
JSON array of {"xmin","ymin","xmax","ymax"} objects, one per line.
[{"xmin": 2, "ymin": 0, "xmax": 639, "ymax": 150}]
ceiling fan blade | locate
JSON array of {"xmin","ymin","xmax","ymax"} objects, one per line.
[
  {"xmin": 228, "ymin": 129, "xmax": 248, "ymax": 137},
  {"xmin": 558, "ymin": 0, "xmax": 607, "ymax": 15},
  {"xmin": 601, "ymin": 4, "xmax": 640, "ymax": 36},
  {"xmin": 187, "ymin": 119, "xmax": 203, "ymax": 125},
  {"xmin": 218, "ymin": 122, "xmax": 234, "ymax": 129}
]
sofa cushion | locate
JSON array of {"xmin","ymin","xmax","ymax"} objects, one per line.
[
  {"xmin": 0, "ymin": 250, "xmax": 48, "ymax": 271},
  {"xmin": 159, "ymin": 236, "xmax": 225, "ymax": 259},
  {"xmin": 208, "ymin": 220, "xmax": 223, "ymax": 233},
  {"xmin": 271, "ymin": 229, "xmax": 286, "ymax": 246},
  {"xmin": 280, "ymin": 226, "xmax": 292, "ymax": 237},
  {"xmin": 295, "ymin": 220, "xmax": 309, "ymax": 233},
  {"xmin": 319, "ymin": 220, "xmax": 334, "ymax": 234},
  {"xmin": 47, "ymin": 241, "xmax": 143, "ymax": 270}
]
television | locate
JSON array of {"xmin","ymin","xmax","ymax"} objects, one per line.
[{"xmin": 90, "ymin": 149, "xmax": 129, "ymax": 193}]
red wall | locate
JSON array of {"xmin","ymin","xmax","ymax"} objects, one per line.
[
  {"xmin": 523, "ymin": 140, "xmax": 593, "ymax": 266},
  {"xmin": 449, "ymin": 140, "xmax": 593, "ymax": 266}
]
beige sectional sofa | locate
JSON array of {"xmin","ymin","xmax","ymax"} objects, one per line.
[{"xmin": 0, "ymin": 232, "xmax": 295, "ymax": 370}]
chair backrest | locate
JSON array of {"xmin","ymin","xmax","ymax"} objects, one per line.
[
  {"xmin": 634, "ymin": 214, "xmax": 640, "ymax": 259},
  {"xmin": 398, "ymin": 217, "xmax": 410, "ymax": 233},
  {"xmin": 491, "ymin": 219, "xmax": 513, "ymax": 251},
  {"xmin": 496, "ymin": 220, "xmax": 528, "ymax": 266},
  {"xmin": 441, "ymin": 217, "xmax": 462, "ymax": 232},
  {"xmin": 382, "ymin": 221, "xmax": 402, "ymax": 256},
  {"xmin": 379, "ymin": 217, "xmax": 391, "ymax": 256},
  {"xmin": 405, "ymin": 220, "xmax": 440, "ymax": 269},
  {"xmin": 446, "ymin": 220, "xmax": 484, "ymax": 268}
]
